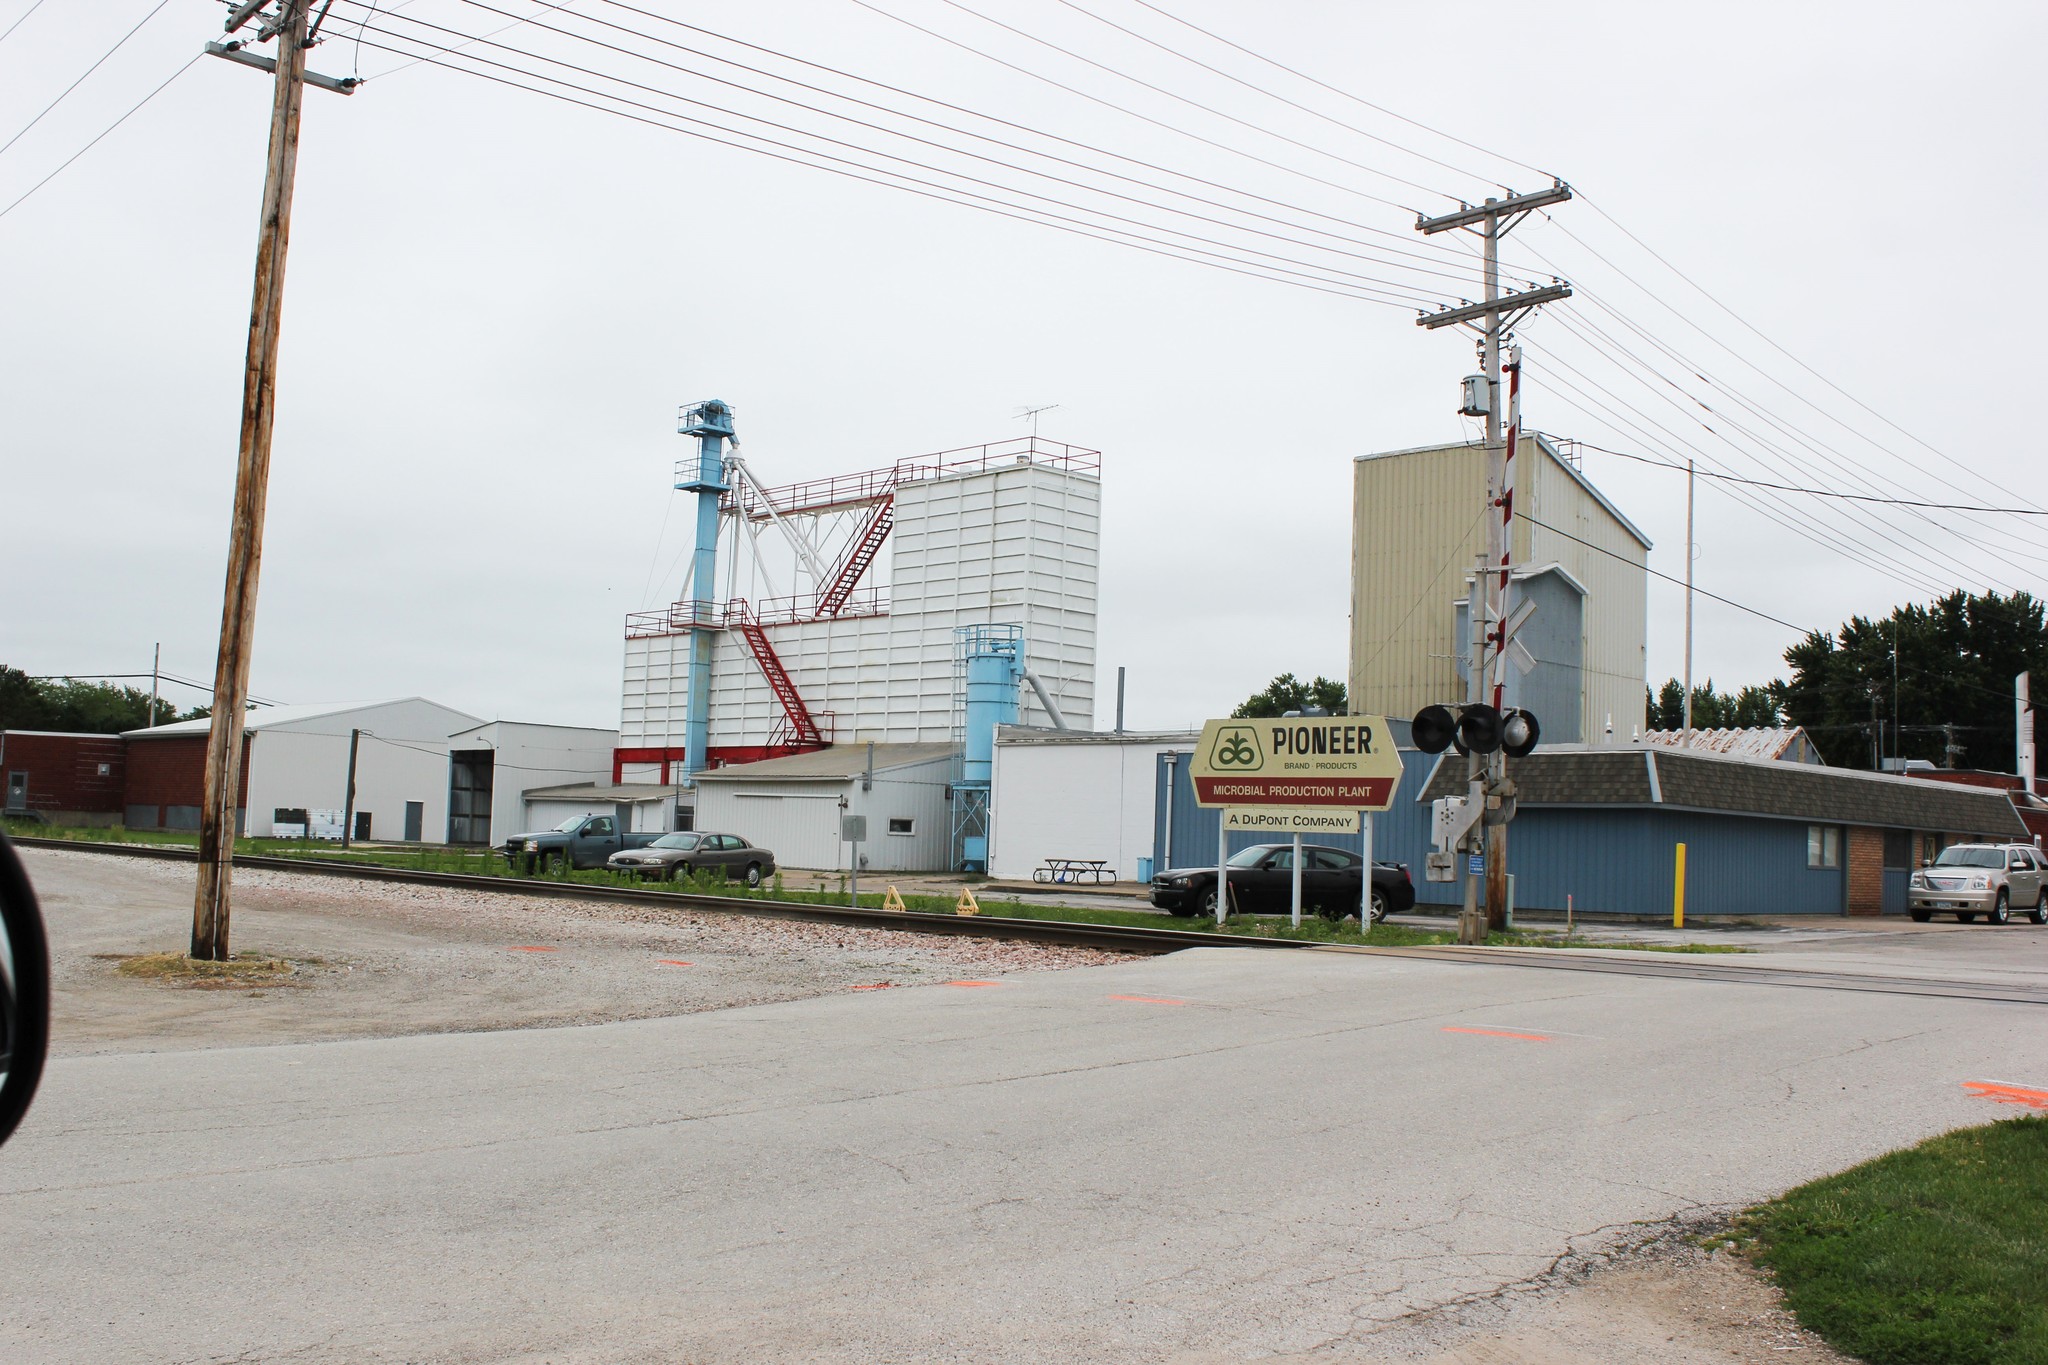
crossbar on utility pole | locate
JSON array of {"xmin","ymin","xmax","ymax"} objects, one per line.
[
  {"xmin": 1414, "ymin": 182, "xmax": 1573, "ymax": 943},
  {"xmin": 192, "ymin": 2, "xmax": 311, "ymax": 961}
]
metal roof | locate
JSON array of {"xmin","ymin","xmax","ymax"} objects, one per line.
[
  {"xmin": 124, "ymin": 698, "xmax": 482, "ymax": 739},
  {"xmin": 690, "ymin": 742, "xmax": 960, "ymax": 782},
  {"xmin": 1641, "ymin": 727, "xmax": 1818, "ymax": 762},
  {"xmin": 1419, "ymin": 745, "xmax": 2027, "ymax": 836},
  {"xmin": 521, "ymin": 782, "xmax": 686, "ymax": 802},
  {"xmin": 995, "ymin": 725, "xmax": 1199, "ymax": 746}
]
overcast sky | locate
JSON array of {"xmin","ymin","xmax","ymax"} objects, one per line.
[{"xmin": 3, "ymin": 1, "xmax": 2041, "ymax": 733}]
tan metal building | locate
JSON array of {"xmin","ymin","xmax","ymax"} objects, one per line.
[{"xmin": 1350, "ymin": 435, "xmax": 1651, "ymax": 742}]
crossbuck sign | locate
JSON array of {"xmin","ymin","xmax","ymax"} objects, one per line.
[{"xmin": 1190, "ymin": 716, "xmax": 1403, "ymax": 811}]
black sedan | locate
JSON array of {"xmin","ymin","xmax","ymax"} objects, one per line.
[{"xmin": 1151, "ymin": 843, "xmax": 1416, "ymax": 922}]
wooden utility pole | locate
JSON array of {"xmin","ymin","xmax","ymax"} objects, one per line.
[{"xmin": 192, "ymin": 3, "xmax": 311, "ymax": 961}]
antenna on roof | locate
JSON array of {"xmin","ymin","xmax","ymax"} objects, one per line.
[{"xmin": 1015, "ymin": 403, "xmax": 1059, "ymax": 439}]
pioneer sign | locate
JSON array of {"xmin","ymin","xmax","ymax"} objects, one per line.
[{"xmin": 1190, "ymin": 716, "xmax": 1403, "ymax": 810}]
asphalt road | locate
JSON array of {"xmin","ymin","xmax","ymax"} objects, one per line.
[{"xmin": 5, "ymin": 899, "xmax": 2045, "ymax": 1363}]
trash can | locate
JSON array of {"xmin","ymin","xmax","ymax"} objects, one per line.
[{"xmin": 1135, "ymin": 856, "xmax": 1154, "ymax": 883}]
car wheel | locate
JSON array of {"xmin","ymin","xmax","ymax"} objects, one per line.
[
  {"xmin": 2032, "ymin": 889, "xmax": 2048, "ymax": 926},
  {"xmin": 1369, "ymin": 888, "xmax": 1390, "ymax": 924},
  {"xmin": 1957, "ymin": 912, "xmax": 1977, "ymax": 923},
  {"xmin": 1910, "ymin": 908, "xmax": 1932, "ymax": 923},
  {"xmin": 1195, "ymin": 886, "xmax": 1222, "ymax": 918},
  {"xmin": 1988, "ymin": 891, "xmax": 2010, "ymax": 926},
  {"xmin": 744, "ymin": 863, "xmax": 763, "ymax": 888}
]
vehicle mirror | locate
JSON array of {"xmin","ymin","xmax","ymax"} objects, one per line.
[{"xmin": 0, "ymin": 829, "xmax": 52, "ymax": 1147}]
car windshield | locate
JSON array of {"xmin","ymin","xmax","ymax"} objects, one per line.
[
  {"xmin": 552, "ymin": 817, "xmax": 586, "ymax": 833},
  {"xmin": 651, "ymin": 834, "xmax": 700, "ymax": 850},
  {"xmin": 1226, "ymin": 846, "xmax": 1278, "ymax": 868},
  {"xmin": 1933, "ymin": 847, "xmax": 2004, "ymax": 869}
]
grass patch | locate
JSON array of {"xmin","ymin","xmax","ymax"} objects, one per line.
[
  {"xmin": 109, "ymin": 950, "xmax": 302, "ymax": 990},
  {"xmin": 1731, "ymin": 1116, "xmax": 2048, "ymax": 1364}
]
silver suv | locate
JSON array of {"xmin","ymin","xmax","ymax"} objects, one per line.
[{"xmin": 1908, "ymin": 843, "xmax": 2047, "ymax": 925}]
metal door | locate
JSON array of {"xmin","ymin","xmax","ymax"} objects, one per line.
[
  {"xmin": 403, "ymin": 802, "xmax": 423, "ymax": 842},
  {"xmin": 4, "ymin": 771, "xmax": 25, "ymax": 811}
]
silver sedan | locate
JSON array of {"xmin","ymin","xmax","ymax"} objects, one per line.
[{"xmin": 607, "ymin": 832, "xmax": 777, "ymax": 887}]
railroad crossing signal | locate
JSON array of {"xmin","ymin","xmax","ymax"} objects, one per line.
[{"xmin": 1411, "ymin": 705, "xmax": 1541, "ymax": 759}]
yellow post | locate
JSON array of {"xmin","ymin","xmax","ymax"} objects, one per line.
[{"xmin": 1673, "ymin": 843, "xmax": 1687, "ymax": 928}]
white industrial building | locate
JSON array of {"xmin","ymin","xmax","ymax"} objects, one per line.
[
  {"xmin": 691, "ymin": 743, "xmax": 957, "ymax": 872},
  {"xmin": 517, "ymin": 781, "xmax": 688, "ymax": 837},
  {"xmin": 125, "ymin": 699, "xmax": 481, "ymax": 840},
  {"xmin": 617, "ymin": 437, "xmax": 1100, "ymax": 778},
  {"xmin": 987, "ymin": 728, "xmax": 1195, "ymax": 884},
  {"xmin": 445, "ymin": 720, "xmax": 622, "ymax": 845}
]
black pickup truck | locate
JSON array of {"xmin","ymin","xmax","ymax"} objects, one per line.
[{"xmin": 503, "ymin": 815, "xmax": 663, "ymax": 873}]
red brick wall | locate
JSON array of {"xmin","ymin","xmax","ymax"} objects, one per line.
[
  {"xmin": 0, "ymin": 732, "xmax": 126, "ymax": 815},
  {"xmin": 123, "ymin": 734, "xmax": 250, "ymax": 826},
  {"xmin": 1845, "ymin": 825, "xmax": 1885, "ymax": 916}
]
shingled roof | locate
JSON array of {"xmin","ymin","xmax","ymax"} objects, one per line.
[{"xmin": 1419, "ymin": 746, "xmax": 2026, "ymax": 837}]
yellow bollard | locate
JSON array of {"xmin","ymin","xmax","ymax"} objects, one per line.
[
  {"xmin": 882, "ymin": 885, "xmax": 906, "ymax": 911},
  {"xmin": 956, "ymin": 887, "xmax": 980, "ymax": 916},
  {"xmin": 1673, "ymin": 843, "xmax": 1687, "ymax": 929}
]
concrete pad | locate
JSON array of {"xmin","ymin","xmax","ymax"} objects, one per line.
[{"xmin": 3, "ymin": 947, "xmax": 2043, "ymax": 1362}]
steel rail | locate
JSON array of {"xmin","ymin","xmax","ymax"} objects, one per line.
[{"xmin": 16, "ymin": 838, "xmax": 2048, "ymax": 1004}]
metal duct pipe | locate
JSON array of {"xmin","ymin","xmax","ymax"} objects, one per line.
[{"xmin": 1022, "ymin": 667, "xmax": 1069, "ymax": 730}]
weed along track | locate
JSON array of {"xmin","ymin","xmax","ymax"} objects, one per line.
[{"xmin": 23, "ymin": 839, "xmax": 2048, "ymax": 1006}]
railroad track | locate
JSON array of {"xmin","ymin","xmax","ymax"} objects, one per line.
[{"xmin": 16, "ymin": 837, "xmax": 2047, "ymax": 1005}]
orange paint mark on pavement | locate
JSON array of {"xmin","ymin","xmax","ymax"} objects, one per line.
[
  {"xmin": 849, "ymin": 982, "xmax": 895, "ymax": 991},
  {"xmin": 1963, "ymin": 1081, "xmax": 2048, "ymax": 1109},
  {"xmin": 947, "ymin": 981, "xmax": 1002, "ymax": 988},
  {"xmin": 1443, "ymin": 1026, "xmax": 1552, "ymax": 1043},
  {"xmin": 656, "ymin": 959, "xmax": 694, "ymax": 968},
  {"xmin": 506, "ymin": 945, "xmax": 557, "ymax": 953},
  {"xmin": 1109, "ymin": 994, "xmax": 1186, "ymax": 1005}
]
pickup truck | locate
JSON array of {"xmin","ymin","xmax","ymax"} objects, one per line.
[{"xmin": 502, "ymin": 815, "xmax": 663, "ymax": 873}]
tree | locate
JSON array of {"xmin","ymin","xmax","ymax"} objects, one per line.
[
  {"xmin": 1232, "ymin": 673, "xmax": 1348, "ymax": 718},
  {"xmin": 1646, "ymin": 678, "xmax": 1781, "ymax": 731},
  {"xmin": 0, "ymin": 666, "xmax": 187, "ymax": 733},
  {"xmin": 1778, "ymin": 590, "xmax": 2048, "ymax": 770}
]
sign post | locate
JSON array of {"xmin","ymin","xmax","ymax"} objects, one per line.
[{"xmin": 1192, "ymin": 716, "xmax": 1403, "ymax": 927}]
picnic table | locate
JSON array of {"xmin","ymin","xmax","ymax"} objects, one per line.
[{"xmin": 1032, "ymin": 858, "xmax": 1117, "ymax": 886}]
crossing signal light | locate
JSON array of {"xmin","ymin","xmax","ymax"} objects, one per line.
[
  {"xmin": 1410, "ymin": 704, "xmax": 1542, "ymax": 759},
  {"xmin": 1411, "ymin": 705, "xmax": 1457, "ymax": 755},
  {"xmin": 1501, "ymin": 708, "xmax": 1541, "ymax": 758}
]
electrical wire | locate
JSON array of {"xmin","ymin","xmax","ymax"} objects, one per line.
[
  {"xmin": 1513, "ymin": 511, "xmax": 1812, "ymax": 634},
  {"xmin": 0, "ymin": 0, "xmax": 172, "ymax": 161},
  {"xmin": 0, "ymin": 54, "xmax": 196, "ymax": 224},
  {"xmin": 363, "ymin": 0, "xmax": 1476, "ymax": 295},
  {"xmin": 1116, "ymin": 0, "xmax": 1554, "ymax": 186},
  {"xmin": 336, "ymin": 24, "xmax": 1446, "ymax": 309},
  {"xmin": 586, "ymin": 0, "xmax": 1492, "ymax": 280},
  {"xmin": 0, "ymin": 0, "xmax": 48, "ymax": 48},
  {"xmin": 1570, "ymin": 440, "xmax": 2048, "ymax": 516},
  {"xmin": 1047, "ymin": 0, "xmax": 1508, "ymax": 192}
]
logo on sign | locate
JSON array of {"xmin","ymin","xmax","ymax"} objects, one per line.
[{"xmin": 1208, "ymin": 725, "xmax": 1263, "ymax": 771}]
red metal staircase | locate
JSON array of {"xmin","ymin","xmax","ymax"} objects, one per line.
[
  {"xmin": 726, "ymin": 602, "xmax": 824, "ymax": 748},
  {"xmin": 816, "ymin": 497, "xmax": 894, "ymax": 616}
]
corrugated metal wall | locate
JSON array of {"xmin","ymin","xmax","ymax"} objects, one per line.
[
  {"xmin": 698, "ymin": 757, "xmax": 956, "ymax": 872},
  {"xmin": 1149, "ymin": 750, "xmax": 1850, "ymax": 916}
]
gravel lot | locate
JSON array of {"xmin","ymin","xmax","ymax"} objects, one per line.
[{"xmin": 24, "ymin": 846, "xmax": 1139, "ymax": 1056}]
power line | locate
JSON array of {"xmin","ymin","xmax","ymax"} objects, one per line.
[
  {"xmin": 339, "ymin": 23, "xmax": 1447, "ymax": 308},
  {"xmin": 1572, "ymin": 439, "xmax": 2048, "ymax": 516},
  {"xmin": 0, "ymin": 54, "xmax": 197, "ymax": 224},
  {"xmin": 0, "ymin": 0, "xmax": 48, "ymax": 48},
  {"xmin": 1513, "ymin": 511, "xmax": 1812, "ymax": 634},
  {"xmin": 1117, "ymin": 0, "xmax": 1553, "ymax": 185},
  {"xmin": 0, "ymin": 0, "xmax": 172, "ymax": 161},
  {"xmin": 359, "ymin": 0, "xmax": 1477, "ymax": 295}
]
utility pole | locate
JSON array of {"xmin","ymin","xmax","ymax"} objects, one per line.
[
  {"xmin": 148, "ymin": 643, "xmax": 161, "ymax": 728},
  {"xmin": 340, "ymin": 727, "xmax": 361, "ymax": 849},
  {"xmin": 1682, "ymin": 460, "xmax": 1695, "ymax": 744},
  {"xmin": 1418, "ymin": 184, "xmax": 1573, "ymax": 942},
  {"xmin": 191, "ymin": 2, "xmax": 354, "ymax": 960}
]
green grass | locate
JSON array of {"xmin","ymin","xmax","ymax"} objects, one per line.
[
  {"xmin": 1731, "ymin": 1116, "xmax": 2048, "ymax": 1364},
  {"xmin": 6, "ymin": 821, "xmax": 1746, "ymax": 952}
]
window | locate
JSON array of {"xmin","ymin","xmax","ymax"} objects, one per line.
[
  {"xmin": 586, "ymin": 817, "xmax": 614, "ymax": 836},
  {"xmin": 1313, "ymin": 850, "xmax": 1358, "ymax": 870},
  {"xmin": 888, "ymin": 817, "xmax": 914, "ymax": 836},
  {"xmin": 1807, "ymin": 825, "xmax": 1841, "ymax": 869}
]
